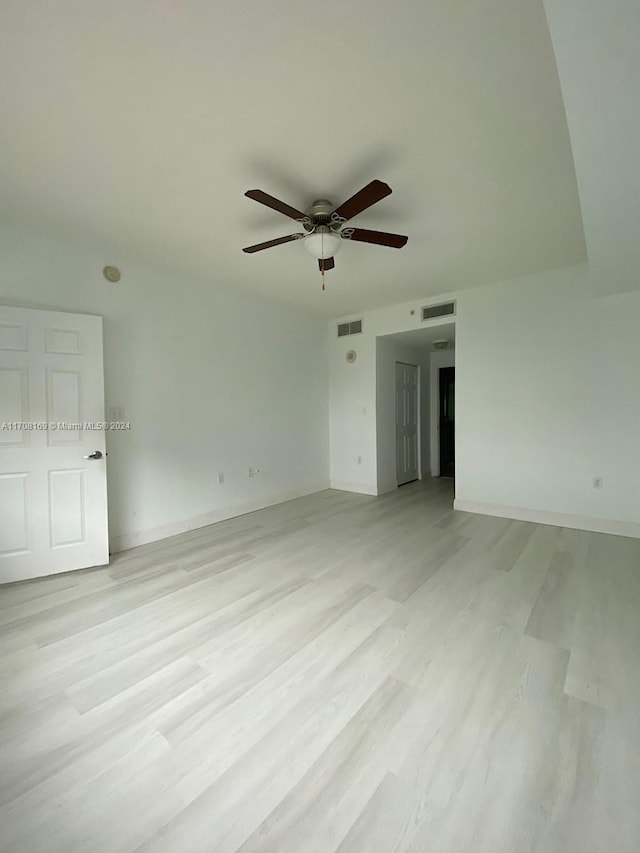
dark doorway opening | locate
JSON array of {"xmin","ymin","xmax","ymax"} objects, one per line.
[{"xmin": 439, "ymin": 366, "xmax": 455, "ymax": 478}]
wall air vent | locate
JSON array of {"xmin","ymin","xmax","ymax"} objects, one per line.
[
  {"xmin": 337, "ymin": 319, "xmax": 363, "ymax": 337},
  {"xmin": 422, "ymin": 301, "xmax": 455, "ymax": 321}
]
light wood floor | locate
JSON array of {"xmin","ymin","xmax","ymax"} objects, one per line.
[{"xmin": 1, "ymin": 480, "xmax": 639, "ymax": 852}]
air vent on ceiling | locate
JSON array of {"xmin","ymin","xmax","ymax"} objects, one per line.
[
  {"xmin": 337, "ymin": 319, "xmax": 363, "ymax": 337},
  {"xmin": 422, "ymin": 301, "xmax": 455, "ymax": 321}
]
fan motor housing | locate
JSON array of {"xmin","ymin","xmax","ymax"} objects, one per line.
[{"xmin": 305, "ymin": 199, "xmax": 334, "ymax": 221}]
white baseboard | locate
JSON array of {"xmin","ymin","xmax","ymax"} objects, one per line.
[
  {"xmin": 109, "ymin": 481, "xmax": 330, "ymax": 553},
  {"xmin": 329, "ymin": 480, "xmax": 397, "ymax": 496},
  {"xmin": 453, "ymin": 499, "xmax": 640, "ymax": 539},
  {"xmin": 329, "ymin": 480, "xmax": 379, "ymax": 496},
  {"xmin": 376, "ymin": 480, "xmax": 398, "ymax": 496}
]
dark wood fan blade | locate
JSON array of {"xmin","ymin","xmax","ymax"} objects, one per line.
[
  {"xmin": 318, "ymin": 257, "xmax": 335, "ymax": 272},
  {"xmin": 245, "ymin": 190, "xmax": 306, "ymax": 221},
  {"xmin": 346, "ymin": 228, "xmax": 408, "ymax": 248},
  {"xmin": 242, "ymin": 234, "xmax": 304, "ymax": 253},
  {"xmin": 332, "ymin": 180, "xmax": 392, "ymax": 222}
]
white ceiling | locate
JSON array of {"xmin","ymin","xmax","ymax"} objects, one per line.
[
  {"xmin": 542, "ymin": 0, "xmax": 640, "ymax": 297},
  {"xmin": 0, "ymin": 0, "xmax": 587, "ymax": 317}
]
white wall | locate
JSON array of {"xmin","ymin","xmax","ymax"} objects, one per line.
[
  {"xmin": 455, "ymin": 265, "xmax": 640, "ymax": 534},
  {"xmin": 591, "ymin": 289, "xmax": 640, "ymax": 524},
  {"xmin": 329, "ymin": 264, "xmax": 640, "ymax": 536},
  {"xmin": 455, "ymin": 265, "xmax": 593, "ymax": 516},
  {"xmin": 329, "ymin": 327, "xmax": 377, "ymax": 494},
  {"xmin": 0, "ymin": 223, "xmax": 330, "ymax": 551},
  {"xmin": 419, "ymin": 352, "xmax": 432, "ymax": 479}
]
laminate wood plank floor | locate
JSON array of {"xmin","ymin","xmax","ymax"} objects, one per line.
[{"xmin": 1, "ymin": 480, "xmax": 639, "ymax": 852}]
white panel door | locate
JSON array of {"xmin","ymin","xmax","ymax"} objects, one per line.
[
  {"xmin": 396, "ymin": 362, "xmax": 419, "ymax": 486},
  {"xmin": 0, "ymin": 306, "xmax": 108, "ymax": 583}
]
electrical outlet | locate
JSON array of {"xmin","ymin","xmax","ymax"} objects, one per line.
[
  {"xmin": 248, "ymin": 467, "xmax": 261, "ymax": 477},
  {"xmin": 217, "ymin": 472, "xmax": 224, "ymax": 484},
  {"xmin": 593, "ymin": 476, "xmax": 603, "ymax": 489},
  {"xmin": 108, "ymin": 406, "xmax": 125, "ymax": 421}
]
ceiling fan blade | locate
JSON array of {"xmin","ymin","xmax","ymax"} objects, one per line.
[
  {"xmin": 318, "ymin": 257, "xmax": 335, "ymax": 272},
  {"xmin": 242, "ymin": 233, "xmax": 304, "ymax": 253},
  {"xmin": 345, "ymin": 228, "xmax": 408, "ymax": 248},
  {"xmin": 331, "ymin": 180, "xmax": 392, "ymax": 222},
  {"xmin": 245, "ymin": 189, "xmax": 306, "ymax": 221}
]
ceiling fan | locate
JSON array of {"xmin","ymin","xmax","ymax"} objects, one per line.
[{"xmin": 242, "ymin": 180, "xmax": 408, "ymax": 289}]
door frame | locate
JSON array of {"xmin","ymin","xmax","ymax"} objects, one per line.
[
  {"xmin": 430, "ymin": 349, "xmax": 455, "ymax": 477},
  {"xmin": 438, "ymin": 365, "xmax": 455, "ymax": 478}
]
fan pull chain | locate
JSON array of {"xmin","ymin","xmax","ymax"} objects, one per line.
[{"xmin": 321, "ymin": 267, "xmax": 326, "ymax": 291}]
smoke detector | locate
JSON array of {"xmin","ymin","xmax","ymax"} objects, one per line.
[
  {"xmin": 433, "ymin": 339, "xmax": 449, "ymax": 350},
  {"xmin": 103, "ymin": 265, "xmax": 121, "ymax": 283}
]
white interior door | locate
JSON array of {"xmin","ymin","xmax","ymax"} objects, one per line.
[
  {"xmin": 396, "ymin": 361, "xmax": 419, "ymax": 486},
  {"xmin": 0, "ymin": 306, "xmax": 109, "ymax": 584}
]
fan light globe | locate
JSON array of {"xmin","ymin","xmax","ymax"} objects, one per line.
[{"xmin": 303, "ymin": 226, "xmax": 342, "ymax": 260}]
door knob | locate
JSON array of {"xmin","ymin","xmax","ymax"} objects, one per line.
[{"xmin": 84, "ymin": 451, "xmax": 103, "ymax": 460}]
